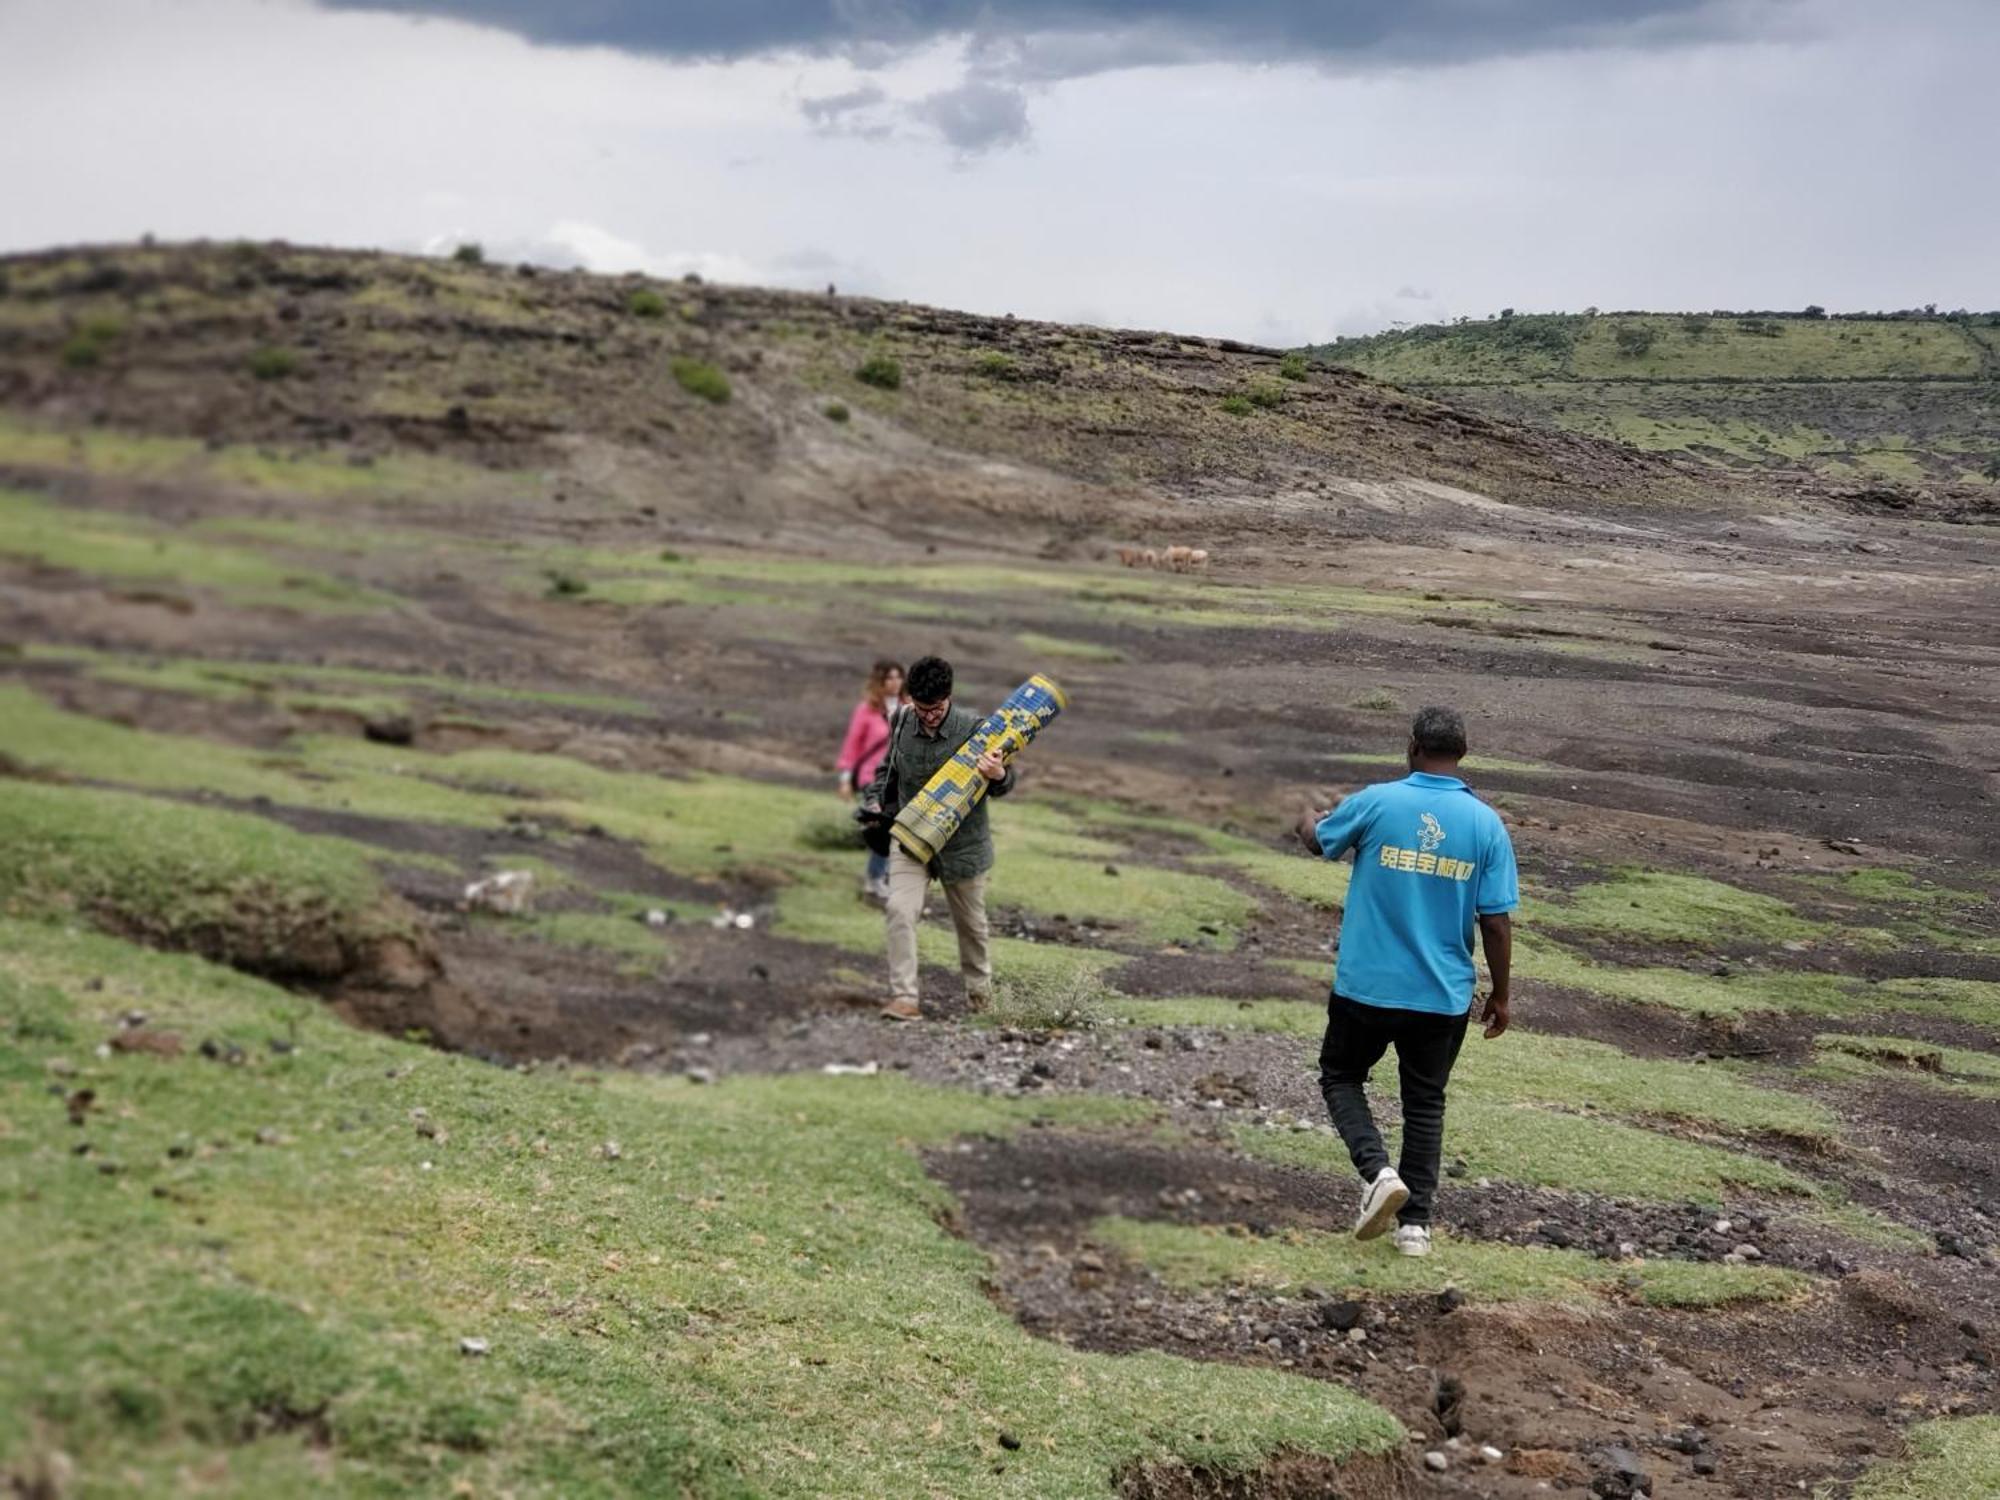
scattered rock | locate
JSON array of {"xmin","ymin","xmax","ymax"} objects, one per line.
[
  {"xmin": 1423, "ymin": 1451, "xmax": 1449, "ymax": 1473},
  {"xmin": 685, "ymin": 1067, "xmax": 716, "ymax": 1085},
  {"xmin": 822, "ymin": 1061, "xmax": 881, "ymax": 1076},
  {"xmin": 600, "ymin": 1140, "xmax": 621, "ymax": 1161},
  {"xmin": 459, "ymin": 1336, "xmax": 489, "ymax": 1357},
  {"xmin": 997, "ymin": 1432, "xmax": 1021, "ymax": 1451},
  {"xmin": 1318, "ymin": 1299, "xmax": 1363, "ymax": 1331},
  {"xmin": 462, "ymin": 869, "xmax": 535, "ymax": 915}
]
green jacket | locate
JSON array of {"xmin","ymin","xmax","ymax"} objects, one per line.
[{"xmin": 865, "ymin": 704, "xmax": 1015, "ymax": 884}]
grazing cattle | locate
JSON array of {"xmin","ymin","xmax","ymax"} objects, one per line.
[{"xmin": 1115, "ymin": 546, "xmax": 1142, "ymax": 567}]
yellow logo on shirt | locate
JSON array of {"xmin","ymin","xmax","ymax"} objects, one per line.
[{"xmin": 1378, "ymin": 844, "xmax": 1474, "ymax": 881}]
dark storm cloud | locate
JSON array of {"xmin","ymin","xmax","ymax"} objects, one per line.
[{"xmin": 314, "ymin": 1, "xmax": 1787, "ymax": 77}]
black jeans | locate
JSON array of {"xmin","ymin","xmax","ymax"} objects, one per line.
[{"xmin": 1318, "ymin": 992, "xmax": 1469, "ymax": 1226}]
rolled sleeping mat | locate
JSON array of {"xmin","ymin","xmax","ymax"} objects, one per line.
[{"xmin": 891, "ymin": 673, "xmax": 1068, "ymax": 864}]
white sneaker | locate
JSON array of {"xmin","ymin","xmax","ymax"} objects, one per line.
[
  {"xmin": 1353, "ymin": 1168, "xmax": 1409, "ymax": 1241},
  {"xmin": 1392, "ymin": 1224, "xmax": 1432, "ymax": 1258}
]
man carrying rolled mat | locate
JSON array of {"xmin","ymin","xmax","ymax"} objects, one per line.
[
  {"xmin": 860, "ymin": 655, "xmax": 1012, "ymax": 1021},
  {"xmin": 1295, "ymin": 705, "xmax": 1519, "ymax": 1257}
]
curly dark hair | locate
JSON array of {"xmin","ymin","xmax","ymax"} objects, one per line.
[{"xmin": 906, "ymin": 655, "xmax": 954, "ymax": 705}]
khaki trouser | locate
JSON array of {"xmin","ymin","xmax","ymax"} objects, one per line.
[{"xmin": 884, "ymin": 845, "xmax": 991, "ymax": 1005}]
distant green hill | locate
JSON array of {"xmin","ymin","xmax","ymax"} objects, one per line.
[{"xmin": 1307, "ymin": 311, "xmax": 2000, "ymax": 488}]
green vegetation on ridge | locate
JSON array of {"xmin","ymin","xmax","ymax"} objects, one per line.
[{"xmin": 1309, "ymin": 310, "xmax": 2000, "ymax": 485}]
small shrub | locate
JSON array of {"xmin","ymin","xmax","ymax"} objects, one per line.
[
  {"xmin": 823, "ymin": 401, "xmax": 851, "ymax": 423},
  {"xmin": 855, "ymin": 354, "xmax": 903, "ymax": 390},
  {"xmin": 1220, "ymin": 394, "xmax": 1254, "ymax": 416},
  {"xmin": 0, "ymin": 267, "xmax": 10, "ymax": 298},
  {"xmin": 451, "ymin": 242, "xmax": 485, "ymax": 265},
  {"xmin": 60, "ymin": 335, "xmax": 104, "ymax": 369},
  {"xmin": 628, "ymin": 289, "xmax": 668, "ymax": 319},
  {"xmin": 543, "ymin": 570, "xmax": 588, "ymax": 598},
  {"xmin": 1350, "ymin": 688, "xmax": 1401, "ymax": 712},
  {"xmin": 79, "ymin": 314, "xmax": 124, "ymax": 341},
  {"xmin": 1737, "ymin": 318, "xmax": 1782, "ymax": 338},
  {"xmin": 1680, "ymin": 314, "xmax": 1711, "ymax": 338},
  {"xmin": 1613, "ymin": 325, "xmax": 1655, "ymax": 357},
  {"xmin": 1278, "ymin": 352, "xmax": 1309, "ymax": 381},
  {"xmin": 248, "ymin": 346, "xmax": 298, "ymax": 381},
  {"xmin": 670, "ymin": 356, "xmax": 731, "ymax": 404},
  {"xmin": 984, "ymin": 968, "xmax": 1111, "ymax": 1032},
  {"xmin": 658, "ymin": 548, "xmax": 685, "ymax": 563},
  {"xmin": 1246, "ymin": 381, "xmax": 1286, "ymax": 410},
  {"xmin": 975, "ymin": 351, "xmax": 1019, "ymax": 379}
]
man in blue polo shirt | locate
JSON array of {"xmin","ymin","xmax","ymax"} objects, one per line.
[{"xmin": 1296, "ymin": 706, "xmax": 1518, "ymax": 1257}]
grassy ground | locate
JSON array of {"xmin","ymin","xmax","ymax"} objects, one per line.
[
  {"xmin": 1835, "ymin": 1417, "xmax": 2000, "ymax": 1500},
  {"xmin": 0, "ymin": 921, "xmax": 1404, "ymax": 1497},
  {"xmin": 0, "ymin": 487, "xmax": 388, "ymax": 612},
  {"xmin": 1096, "ymin": 1216, "xmax": 1808, "ymax": 1308}
]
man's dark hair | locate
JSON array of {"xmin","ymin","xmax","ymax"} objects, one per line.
[
  {"xmin": 1410, "ymin": 705, "xmax": 1467, "ymax": 759},
  {"xmin": 906, "ymin": 656, "xmax": 953, "ymax": 705}
]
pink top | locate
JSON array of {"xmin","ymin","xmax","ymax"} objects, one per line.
[{"xmin": 836, "ymin": 699, "xmax": 893, "ymax": 787}]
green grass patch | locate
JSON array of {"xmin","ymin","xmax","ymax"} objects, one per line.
[
  {"xmin": 1810, "ymin": 1033, "xmax": 2000, "ymax": 1099},
  {"xmin": 0, "ymin": 487, "xmax": 387, "ymax": 612},
  {"xmin": 989, "ymin": 807, "xmax": 1257, "ymax": 947},
  {"xmin": 1537, "ymin": 868, "xmax": 1821, "ymax": 947},
  {"xmin": 0, "ymin": 921, "xmax": 1401, "ymax": 1495},
  {"xmin": 1839, "ymin": 1417, "xmax": 2000, "ymax": 1500},
  {"xmin": 1519, "ymin": 933, "xmax": 2000, "ymax": 1026},
  {"xmin": 1096, "ymin": 1217, "xmax": 1806, "ymax": 1309},
  {"xmin": 31, "ymin": 645, "xmax": 651, "ymax": 717},
  {"xmin": 1197, "ymin": 837, "xmax": 1350, "ymax": 911},
  {"xmin": 1237, "ymin": 1100, "xmax": 1814, "ymax": 1205},
  {"xmin": 0, "ymin": 781, "xmax": 406, "ymax": 978},
  {"xmin": 1788, "ymin": 1200, "xmax": 1934, "ymax": 1253},
  {"xmin": 0, "ymin": 414, "xmax": 522, "ymax": 505}
]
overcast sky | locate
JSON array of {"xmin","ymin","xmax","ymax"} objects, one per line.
[{"xmin": 1, "ymin": 0, "xmax": 1993, "ymax": 343}]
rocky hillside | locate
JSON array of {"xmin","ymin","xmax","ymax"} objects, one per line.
[
  {"xmin": 1308, "ymin": 310, "xmax": 2000, "ymax": 503},
  {"xmin": 0, "ymin": 242, "xmax": 1713, "ymax": 550}
]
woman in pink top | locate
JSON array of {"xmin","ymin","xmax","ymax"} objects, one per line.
[{"xmin": 836, "ymin": 658, "xmax": 905, "ymax": 901}]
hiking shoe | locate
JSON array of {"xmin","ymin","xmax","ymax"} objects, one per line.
[
  {"xmin": 1392, "ymin": 1224, "xmax": 1432, "ymax": 1258},
  {"xmin": 879, "ymin": 998, "xmax": 923, "ymax": 1022},
  {"xmin": 1353, "ymin": 1167, "xmax": 1409, "ymax": 1241}
]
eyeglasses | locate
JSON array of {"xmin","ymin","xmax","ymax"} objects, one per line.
[{"xmin": 912, "ymin": 698, "xmax": 951, "ymax": 722}]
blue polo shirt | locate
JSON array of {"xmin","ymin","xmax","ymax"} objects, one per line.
[{"xmin": 1315, "ymin": 772, "xmax": 1519, "ymax": 1015}]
